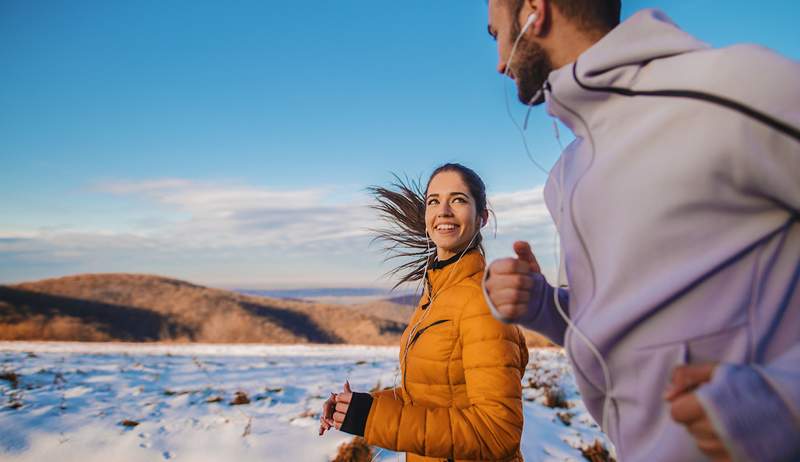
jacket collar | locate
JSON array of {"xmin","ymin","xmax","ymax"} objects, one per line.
[
  {"xmin": 426, "ymin": 249, "xmax": 485, "ymax": 295},
  {"xmin": 544, "ymin": 9, "xmax": 709, "ymax": 133}
]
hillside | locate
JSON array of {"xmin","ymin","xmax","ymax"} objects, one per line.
[
  {"xmin": 0, "ymin": 274, "xmax": 407, "ymax": 345},
  {"xmin": 0, "ymin": 274, "xmax": 552, "ymax": 347}
]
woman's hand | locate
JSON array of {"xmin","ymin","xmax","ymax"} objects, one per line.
[
  {"xmin": 319, "ymin": 392, "xmax": 337, "ymax": 436},
  {"xmin": 319, "ymin": 381, "xmax": 354, "ymax": 435},
  {"xmin": 332, "ymin": 381, "xmax": 353, "ymax": 430},
  {"xmin": 665, "ymin": 364, "xmax": 731, "ymax": 461}
]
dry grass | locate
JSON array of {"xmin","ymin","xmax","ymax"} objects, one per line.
[
  {"xmin": 580, "ymin": 440, "xmax": 615, "ymax": 462},
  {"xmin": 331, "ymin": 437, "xmax": 373, "ymax": 462},
  {"xmin": 521, "ymin": 328, "xmax": 555, "ymax": 348},
  {"xmin": 0, "ymin": 370, "xmax": 19, "ymax": 388},
  {"xmin": 0, "ymin": 274, "xmax": 408, "ymax": 344},
  {"xmin": 0, "ymin": 315, "xmax": 110, "ymax": 341},
  {"xmin": 544, "ymin": 386, "xmax": 570, "ymax": 409}
]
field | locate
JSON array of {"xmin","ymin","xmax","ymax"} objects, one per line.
[{"xmin": 0, "ymin": 343, "xmax": 613, "ymax": 461}]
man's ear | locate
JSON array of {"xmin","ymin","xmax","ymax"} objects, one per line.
[{"xmin": 522, "ymin": 0, "xmax": 547, "ymax": 36}]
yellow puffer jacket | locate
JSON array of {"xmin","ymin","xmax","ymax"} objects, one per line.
[{"xmin": 364, "ymin": 250, "xmax": 529, "ymax": 462}]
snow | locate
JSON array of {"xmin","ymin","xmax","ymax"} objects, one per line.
[{"xmin": 0, "ymin": 342, "xmax": 613, "ymax": 461}]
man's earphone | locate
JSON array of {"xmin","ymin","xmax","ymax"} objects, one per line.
[{"xmin": 522, "ymin": 12, "xmax": 538, "ymax": 36}]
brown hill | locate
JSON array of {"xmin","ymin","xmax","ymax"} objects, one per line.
[
  {"xmin": 0, "ymin": 274, "xmax": 407, "ymax": 345},
  {"xmin": 0, "ymin": 274, "xmax": 553, "ymax": 347}
]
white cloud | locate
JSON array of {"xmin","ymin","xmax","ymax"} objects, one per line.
[{"xmin": 2, "ymin": 179, "xmax": 560, "ymax": 285}]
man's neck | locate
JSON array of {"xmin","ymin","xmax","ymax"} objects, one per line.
[{"xmin": 544, "ymin": 23, "xmax": 607, "ymax": 69}]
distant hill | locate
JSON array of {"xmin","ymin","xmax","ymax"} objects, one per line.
[
  {"xmin": 0, "ymin": 274, "xmax": 553, "ymax": 347},
  {"xmin": 0, "ymin": 274, "xmax": 409, "ymax": 345},
  {"xmin": 236, "ymin": 288, "xmax": 418, "ymax": 307}
]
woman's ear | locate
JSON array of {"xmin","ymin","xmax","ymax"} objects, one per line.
[{"xmin": 479, "ymin": 211, "xmax": 489, "ymax": 228}]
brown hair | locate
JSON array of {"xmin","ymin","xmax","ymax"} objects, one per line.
[
  {"xmin": 369, "ymin": 163, "xmax": 491, "ymax": 289},
  {"xmin": 510, "ymin": 0, "xmax": 621, "ymax": 35}
]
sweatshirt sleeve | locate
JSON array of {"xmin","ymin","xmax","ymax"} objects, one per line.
[
  {"xmin": 696, "ymin": 345, "xmax": 800, "ymax": 462},
  {"xmin": 362, "ymin": 293, "xmax": 526, "ymax": 460},
  {"xmin": 483, "ymin": 268, "xmax": 571, "ymax": 346}
]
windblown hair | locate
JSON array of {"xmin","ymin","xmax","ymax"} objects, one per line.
[{"xmin": 369, "ymin": 163, "xmax": 491, "ymax": 289}]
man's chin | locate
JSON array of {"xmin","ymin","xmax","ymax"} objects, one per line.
[{"xmin": 516, "ymin": 81, "xmax": 546, "ymax": 106}]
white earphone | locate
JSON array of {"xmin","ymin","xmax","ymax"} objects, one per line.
[
  {"xmin": 505, "ymin": 12, "xmax": 538, "ymax": 75},
  {"xmin": 522, "ymin": 12, "xmax": 538, "ymax": 35}
]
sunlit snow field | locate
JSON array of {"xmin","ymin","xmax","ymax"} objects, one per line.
[{"xmin": 0, "ymin": 343, "xmax": 612, "ymax": 461}]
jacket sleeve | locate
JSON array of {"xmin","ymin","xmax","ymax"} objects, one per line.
[
  {"xmin": 362, "ymin": 291, "xmax": 526, "ymax": 460},
  {"xmin": 484, "ymin": 268, "xmax": 570, "ymax": 346},
  {"xmin": 696, "ymin": 345, "xmax": 800, "ymax": 462}
]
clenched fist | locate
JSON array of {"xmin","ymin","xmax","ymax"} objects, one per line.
[{"xmin": 484, "ymin": 241, "xmax": 542, "ymax": 321}]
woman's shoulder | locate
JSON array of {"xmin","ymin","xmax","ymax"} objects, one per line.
[{"xmin": 442, "ymin": 274, "xmax": 491, "ymax": 319}]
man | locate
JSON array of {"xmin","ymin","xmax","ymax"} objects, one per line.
[{"xmin": 483, "ymin": 0, "xmax": 800, "ymax": 460}]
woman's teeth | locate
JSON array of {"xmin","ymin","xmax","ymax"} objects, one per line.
[{"xmin": 436, "ymin": 224, "xmax": 458, "ymax": 231}]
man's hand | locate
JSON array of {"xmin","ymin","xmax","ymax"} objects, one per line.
[
  {"xmin": 485, "ymin": 241, "xmax": 541, "ymax": 321},
  {"xmin": 666, "ymin": 364, "xmax": 731, "ymax": 462}
]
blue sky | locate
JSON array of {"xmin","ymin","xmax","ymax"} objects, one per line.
[{"xmin": 2, "ymin": 1, "xmax": 798, "ymax": 288}]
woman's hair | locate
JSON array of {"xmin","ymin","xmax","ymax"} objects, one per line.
[{"xmin": 369, "ymin": 163, "xmax": 491, "ymax": 289}]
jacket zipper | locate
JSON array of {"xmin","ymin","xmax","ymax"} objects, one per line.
[
  {"xmin": 402, "ymin": 319, "xmax": 452, "ymax": 402},
  {"xmin": 408, "ymin": 319, "xmax": 450, "ymax": 348}
]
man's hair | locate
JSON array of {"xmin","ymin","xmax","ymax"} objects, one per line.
[
  {"xmin": 552, "ymin": 0, "xmax": 621, "ymax": 32},
  {"xmin": 512, "ymin": 0, "xmax": 621, "ymax": 33}
]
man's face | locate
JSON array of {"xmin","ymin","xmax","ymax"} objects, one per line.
[{"xmin": 488, "ymin": 0, "xmax": 553, "ymax": 104}]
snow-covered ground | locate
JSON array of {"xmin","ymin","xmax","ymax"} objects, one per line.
[{"xmin": 0, "ymin": 343, "xmax": 613, "ymax": 461}]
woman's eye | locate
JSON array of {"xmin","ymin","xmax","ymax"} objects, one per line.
[
  {"xmin": 427, "ymin": 199, "xmax": 439, "ymax": 206},
  {"xmin": 452, "ymin": 197, "xmax": 466, "ymax": 204}
]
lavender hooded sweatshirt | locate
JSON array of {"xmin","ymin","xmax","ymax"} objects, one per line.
[{"xmin": 487, "ymin": 9, "xmax": 800, "ymax": 461}]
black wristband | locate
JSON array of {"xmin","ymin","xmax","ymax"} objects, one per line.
[{"xmin": 340, "ymin": 392, "xmax": 374, "ymax": 437}]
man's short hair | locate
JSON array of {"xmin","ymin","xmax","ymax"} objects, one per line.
[
  {"xmin": 552, "ymin": 0, "xmax": 621, "ymax": 32},
  {"xmin": 510, "ymin": 0, "xmax": 621, "ymax": 33}
]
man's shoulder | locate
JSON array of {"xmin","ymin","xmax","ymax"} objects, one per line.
[{"xmin": 654, "ymin": 44, "xmax": 799, "ymax": 100}]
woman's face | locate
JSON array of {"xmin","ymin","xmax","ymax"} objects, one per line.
[{"xmin": 425, "ymin": 171, "xmax": 484, "ymax": 260}]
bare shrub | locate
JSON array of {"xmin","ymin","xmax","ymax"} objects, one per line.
[
  {"xmin": 544, "ymin": 386, "xmax": 569, "ymax": 409},
  {"xmin": 556, "ymin": 411, "xmax": 573, "ymax": 426},
  {"xmin": 331, "ymin": 437, "xmax": 373, "ymax": 462},
  {"xmin": 230, "ymin": 391, "xmax": 250, "ymax": 405}
]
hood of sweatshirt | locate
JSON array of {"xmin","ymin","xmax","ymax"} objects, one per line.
[{"xmin": 544, "ymin": 9, "xmax": 709, "ymax": 131}]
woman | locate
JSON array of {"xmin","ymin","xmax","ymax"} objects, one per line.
[{"xmin": 320, "ymin": 163, "xmax": 528, "ymax": 462}]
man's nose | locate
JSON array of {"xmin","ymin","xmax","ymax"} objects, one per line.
[
  {"xmin": 497, "ymin": 59, "xmax": 513, "ymax": 78},
  {"xmin": 497, "ymin": 59, "xmax": 507, "ymax": 75}
]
